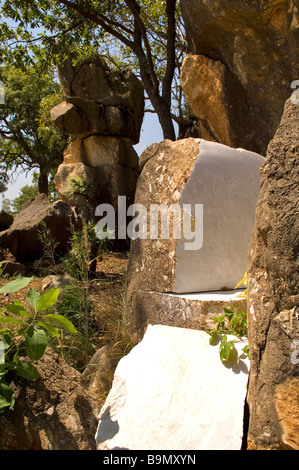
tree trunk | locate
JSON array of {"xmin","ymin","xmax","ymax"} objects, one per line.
[
  {"xmin": 157, "ymin": 102, "xmax": 176, "ymax": 141},
  {"xmin": 147, "ymin": 89, "xmax": 177, "ymax": 141},
  {"xmin": 38, "ymin": 168, "xmax": 49, "ymax": 196}
]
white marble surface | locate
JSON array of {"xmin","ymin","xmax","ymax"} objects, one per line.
[
  {"xmin": 95, "ymin": 324, "xmax": 250, "ymax": 450},
  {"xmin": 174, "ymin": 139, "xmax": 264, "ymax": 293}
]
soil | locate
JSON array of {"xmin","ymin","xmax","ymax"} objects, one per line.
[{"xmin": 0, "ymin": 250, "xmax": 133, "ymax": 370}]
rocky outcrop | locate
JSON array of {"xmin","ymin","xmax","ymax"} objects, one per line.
[
  {"xmin": 55, "ymin": 135, "xmax": 139, "ymax": 224},
  {"xmin": 180, "ymin": 0, "xmax": 299, "ymax": 155},
  {"xmin": 0, "ymin": 210, "xmax": 13, "ymax": 231},
  {"xmin": 246, "ymin": 98, "xmax": 299, "ymax": 450},
  {"xmin": 0, "ymin": 194, "xmax": 75, "ymax": 263},
  {"xmin": 0, "ymin": 348, "xmax": 101, "ymax": 450},
  {"xmin": 126, "ymin": 138, "xmax": 264, "ymax": 333},
  {"xmin": 51, "ymin": 55, "xmax": 143, "ymax": 224},
  {"xmin": 53, "ymin": 54, "xmax": 144, "ymax": 145}
]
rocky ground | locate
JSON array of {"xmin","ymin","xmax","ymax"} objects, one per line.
[{"xmin": 0, "ymin": 249, "xmax": 137, "ymax": 450}]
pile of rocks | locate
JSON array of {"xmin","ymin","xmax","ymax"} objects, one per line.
[{"xmin": 51, "ymin": 54, "xmax": 144, "ymax": 223}]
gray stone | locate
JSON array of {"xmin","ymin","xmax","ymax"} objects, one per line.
[
  {"xmin": 180, "ymin": 0, "xmax": 299, "ymax": 154},
  {"xmin": 247, "ymin": 98, "xmax": 299, "ymax": 450},
  {"xmin": 126, "ymin": 138, "xmax": 264, "ymax": 333},
  {"xmin": 81, "ymin": 345, "xmax": 122, "ymax": 398},
  {"xmin": 0, "ymin": 260, "xmax": 30, "ymax": 277},
  {"xmin": 0, "ymin": 210, "xmax": 13, "ymax": 231},
  {"xmin": 55, "ymin": 136, "xmax": 139, "ymax": 223},
  {"xmin": 0, "ymin": 194, "xmax": 75, "ymax": 263},
  {"xmin": 130, "ymin": 289, "xmax": 247, "ymax": 334},
  {"xmin": 50, "ymin": 101, "xmax": 90, "ymax": 136},
  {"xmin": 55, "ymin": 54, "xmax": 144, "ymax": 144},
  {"xmin": 0, "ymin": 348, "xmax": 100, "ymax": 450}
]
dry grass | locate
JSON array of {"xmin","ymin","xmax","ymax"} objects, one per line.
[{"xmin": 0, "ymin": 250, "xmax": 138, "ymax": 371}]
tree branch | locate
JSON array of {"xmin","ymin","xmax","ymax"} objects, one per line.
[
  {"xmin": 124, "ymin": 0, "xmax": 159, "ymax": 93},
  {"xmin": 162, "ymin": 0, "xmax": 176, "ymax": 106},
  {"xmin": 57, "ymin": 0, "xmax": 135, "ymax": 49}
]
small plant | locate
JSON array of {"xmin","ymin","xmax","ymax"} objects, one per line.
[
  {"xmin": 0, "ymin": 276, "xmax": 77, "ymax": 413},
  {"xmin": 208, "ymin": 305, "xmax": 249, "ymax": 363},
  {"xmin": 37, "ymin": 221, "xmax": 59, "ymax": 266},
  {"xmin": 208, "ymin": 273, "xmax": 249, "ymax": 364},
  {"xmin": 66, "ymin": 175, "xmax": 96, "ymax": 199}
]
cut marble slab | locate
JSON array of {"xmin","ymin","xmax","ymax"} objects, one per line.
[
  {"xmin": 174, "ymin": 139, "xmax": 264, "ymax": 293},
  {"xmin": 95, "ymin": 324, "xmax": 250, "ymax": 450},
  {"xmin": 131, "ymin": 289, "xmax": 247, "ymax": 332}
]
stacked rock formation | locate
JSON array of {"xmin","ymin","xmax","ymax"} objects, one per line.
[
  {"xmin": 180, "ymin": 0, "xmax": 299, "ymax": 155},
  {"xmin": 51, "ymin": 54, "xmax": 144, "ymax": 223}
]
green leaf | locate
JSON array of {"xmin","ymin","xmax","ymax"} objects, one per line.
[
  {"xmin": 25, "ymin": 325, "xmax": 48, "ymax": 360},
  {"xmin": 0, "ymin": 332, "xmax": 12, "ymax": 349},
  {"xmin": 0, "ymin": 316, "xmax": 24, "ymax": 324},
  {"xmin": 0, "ymin": 381, "xmax": 15, "ymax": 412},
  {"xmin": 6, "ymin": 301, "xmax": 31, "ymax": 317},
  {"xmin": 15, "ymin": 360, "xmax": 39, "ymax": 381},
  {"xmin": 38, "ymin": 320, "xmax": 60, "ymax": 338},
  {"xmin": 27, "ymin": 287, "xmax": 41, "ymax": 312},
  {"xmin": 220, "ymin": 340, "xmax": 237, "ymax": 363},
  {"xmin": 37, "ymin": 287, "xmax": 59, "ymax": 312},
  {"xmin": 242, "ymin": 345, "xmax": 250, "ymax": 358},
  {"xmin": 0, "ymin": 277, "xmax": 34, "ymax": 294},
  {"xmin": 42, "ymin": 314, "xmax": 77, "ymax": 335}
]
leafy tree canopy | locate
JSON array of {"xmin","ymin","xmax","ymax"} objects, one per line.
[
  {"xmin": 0, "ymin": 64, "xmax": 68, "ymax": 195},
  {"xmin": 0, "ymin": 0, "xmax": 190, "ymax": 141}
]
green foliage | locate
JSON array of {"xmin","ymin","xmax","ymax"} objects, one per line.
[
  {"xmin": 0, "ymin": 276, "xmax": 77, "ymax": 413},
  {"xmin": 208, "ymin": 305, "xmax": 249, "ymax": 364},
  {"xmin": 6, "ymin": 171, "xmax": 58, "ymax": 215},
  {"xmin": 0, "ymin": 0, "xmax": 189, "ymax": 140},
  {"xmin": 10, "ymin": 184, "xmax": 38, "ymax": 213},
  {"xmin": 67, "ymin": 175, "xmax": 96, "ymax": 199},
  {"xmin": 37, "ymin": 220, "xmax": 59, "ymax": 267},
  {"xmin": 0, "ymin": 64, "xmax": 67, "ymax": 194},
  {"xmin": 63, "ymin": 222, "xmax": 113, "ymax": 279}
]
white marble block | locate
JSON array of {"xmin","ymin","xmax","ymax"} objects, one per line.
[{"xmin": 95, "ymin": 324, "xmax": 250, "ymax": 450}]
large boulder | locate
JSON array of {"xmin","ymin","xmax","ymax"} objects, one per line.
[
  {"xmin": 0, "ymin": 210, "xmax": 13, "ymax": 231},
  {"xmin": 246, "ymin": 98, "xmax": 299, "ymax": 450},
  {"xmin": 0, "ymin": 348, "xmax": 101, "ymax": 450},
  {"xmin": 95, "ymin": 325, "xmax": 250, "ymax": 450},
  {"xmin": 180, "ymin": 0, "xmax": 299, "ymax": 155},
  {"xmin": 126, "ymin": 138, "xmax": 264, "ymax": 333},
  {"xmin": 55, "ymin": 135, "xmax": 139, "ymax": 224},
  {"xmin": 51, "ymin": 54, "xmax": 144, "ymax": 144},
  {"xmin": 0, "ymin": 194, "xmax": 75, "ymax": 263}
]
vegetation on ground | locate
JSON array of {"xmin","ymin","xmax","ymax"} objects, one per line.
[{"xmin": 0, "ymin": 221, "xmax": 136, "ymax": 413}]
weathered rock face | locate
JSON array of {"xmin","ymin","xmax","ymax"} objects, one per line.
[
  {"xmin": 126, "ymin": 138, "xmax": 264, "ymax": 333},
  {"xmin": 95, "ymin": 325, "xmax": 250, "ymax": 450},
  {"xmin": 0, "ymin": 348, "xmax": 101, "ymax": 450},
  {"xmin": 180, "ymin": 0, "xmax": 299, "ymax": 155},
  {"xmin": 0, "ymin": 210, "xmax": 13, "ymax": 231},
  {"xmin": 52, "ymin": 54, "xmax": 144, "ymax": 145},
  {"xmin": 247, "ymin": 98, "xmax": 299, "ymax": 450},
  {"xmin": 51, "ymin": 55, "xmax": 143, "ymax": 224},
  {"xmin": 55, "ymin": 135, "xmax": 139, "ymax": 223},
  {"xmin": 0, "ymin": 194, "xmax": 75, "ymax": 263}
]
